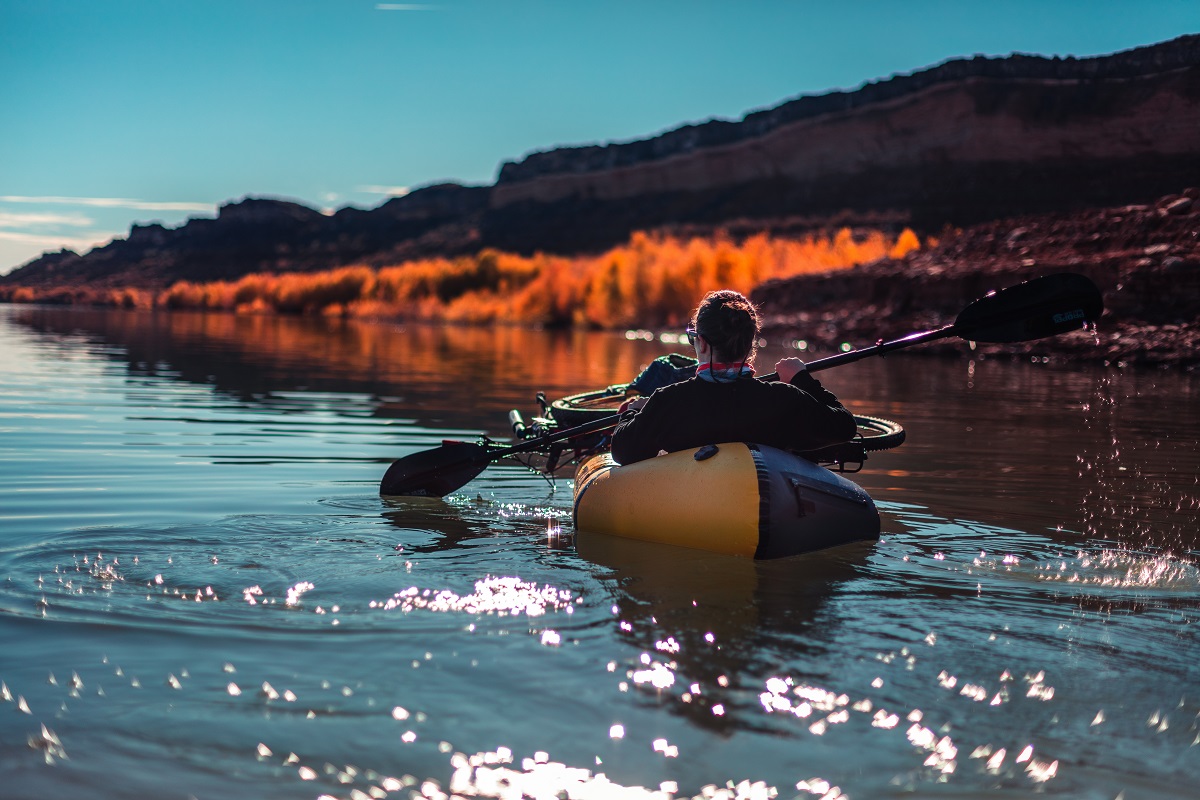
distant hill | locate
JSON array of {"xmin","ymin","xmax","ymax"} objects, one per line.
[
  {"xmin": 5, "ymin": 33, "xmax": 1199, "ymax": 291},
  {"xmin": 3, "ymin": 186, "xmax": 490, "ymax": 291}
]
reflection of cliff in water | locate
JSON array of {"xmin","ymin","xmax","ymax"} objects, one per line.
[
  {"xmin": 9, "ymin": 306, "xmax": 660, "ymax": 435},
  {"xmin": 576, "ymin": 532, "xmax": 872, "ymax": 733}
]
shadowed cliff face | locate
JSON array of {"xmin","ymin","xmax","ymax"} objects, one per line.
[
  {"xmin": 486, "ymin": 35, "xmax": 1200, "ymax": 250},
  {"xmin": 497, "ymin": 34, "xmax": 1200, "ymax": 184},
  {"xmin": 4, "ymin": 35, "xmax": 1199, "ymax": 290}
]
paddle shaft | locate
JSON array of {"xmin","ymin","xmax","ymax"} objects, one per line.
[
  {"xmin": 759, "ymin": 324, "xmax": 957, "ymax": 381},
  {"xmin": 479, "ymin": 411, "xmax": 627, "ymax": 458}
]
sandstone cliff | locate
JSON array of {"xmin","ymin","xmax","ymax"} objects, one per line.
[{"xmin": 484, "ymin": 34, "xmax": 1200, "ymax": 252}]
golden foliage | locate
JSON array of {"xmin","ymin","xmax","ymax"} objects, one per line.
[
  {"xmin": 3, "ymin": 228, "xmax": 922, "ymax": 328},
  {"xmin": 889, "ymin": 228, "xmax": 922, "ymax": 259}
]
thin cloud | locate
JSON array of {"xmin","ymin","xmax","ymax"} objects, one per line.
[
  {"xmin": 0, "ymin": 195, "xmax": 212, "ymax": 213},
  {"xmin": 0, "ymin": 210, "xmax": 94, "ymax": 228},
  {"xmin": 375, "ymin": 3, "xmax": 438, "ymax": 10},
  {"xmin": 358, "ymin": 185, "xmax": 411, "ymax": 197},
  {"xmin": 0, "ymin": 230, "xmax": 114, "ymax": 249}
]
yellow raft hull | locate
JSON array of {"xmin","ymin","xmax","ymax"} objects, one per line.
[{"xmin": 573, "ymin": 443, "xmax": 880, "ymax": 559}]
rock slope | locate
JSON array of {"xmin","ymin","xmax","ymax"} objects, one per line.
[
  {"xmin": 753, "ymin": 190, "xmax": 1200, "ymax": 367},
  {"xmin": 485, "ymin": 34, "xmax": 1200, "ymax": 251}
]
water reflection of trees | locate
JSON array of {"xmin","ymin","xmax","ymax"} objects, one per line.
[{"xmin": 9, "ymin": 306, "xmax": 666, "ymax": 434}]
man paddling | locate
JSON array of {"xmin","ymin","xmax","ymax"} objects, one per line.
[{"xmin": 610, "ymin": 289, "xmax": 856, "ymax": 465}]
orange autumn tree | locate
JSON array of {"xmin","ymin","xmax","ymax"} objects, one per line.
[{"xmin": 126, "ymin": 227, "xmax": 923, "ymax": 328}]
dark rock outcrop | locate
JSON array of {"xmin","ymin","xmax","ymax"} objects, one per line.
[
  {"xmin": 3, "ymin": 186, "xmax": 490, "ymax": 290},
  {"xmin": 753, "ymin": 190, "xmax": 1200, "ymax": 367}
]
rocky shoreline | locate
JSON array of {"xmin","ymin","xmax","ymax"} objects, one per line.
[{"xmin": 752, "ymin": 190, "xmax": 1200, "ymax": 369}]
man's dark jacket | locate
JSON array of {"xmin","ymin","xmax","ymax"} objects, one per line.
[{"xmin": 610, "ymin": 371, "xmax": 856, "ymax": 465}]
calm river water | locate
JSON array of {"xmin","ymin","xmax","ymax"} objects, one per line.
[{"xmin": 1, "ymin": 305, "xmax": 1198, "ymax": 799}]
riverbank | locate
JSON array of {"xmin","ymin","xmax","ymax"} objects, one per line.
[
  {"xmin": 3, "ymin": 192, "xmax": 1195, "ymax": 368},
  {"xmin": 754, "ymin": 190, "xmax": 1200, "ymax": 368},
  {"xmin": 0, "ymin": 229, "xmax": 914, "ymax": 329}
]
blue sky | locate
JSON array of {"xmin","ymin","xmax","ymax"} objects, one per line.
[{"xmin": 2, "ymin": 0, "xmax": 1198, "ymax": 273}]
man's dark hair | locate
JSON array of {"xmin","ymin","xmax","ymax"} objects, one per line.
[{"xmin": 693, "ymin": 289, "xmax": 760, "ymax": 363}]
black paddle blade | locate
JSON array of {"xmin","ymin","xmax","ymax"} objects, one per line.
[
  {"xmin": 954, "ymin": 273, "xmax": 1104, "ymax": 343},
  {"xmin": 379, "ymin": 441, "xmax": 491, "ymax": 497}
]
